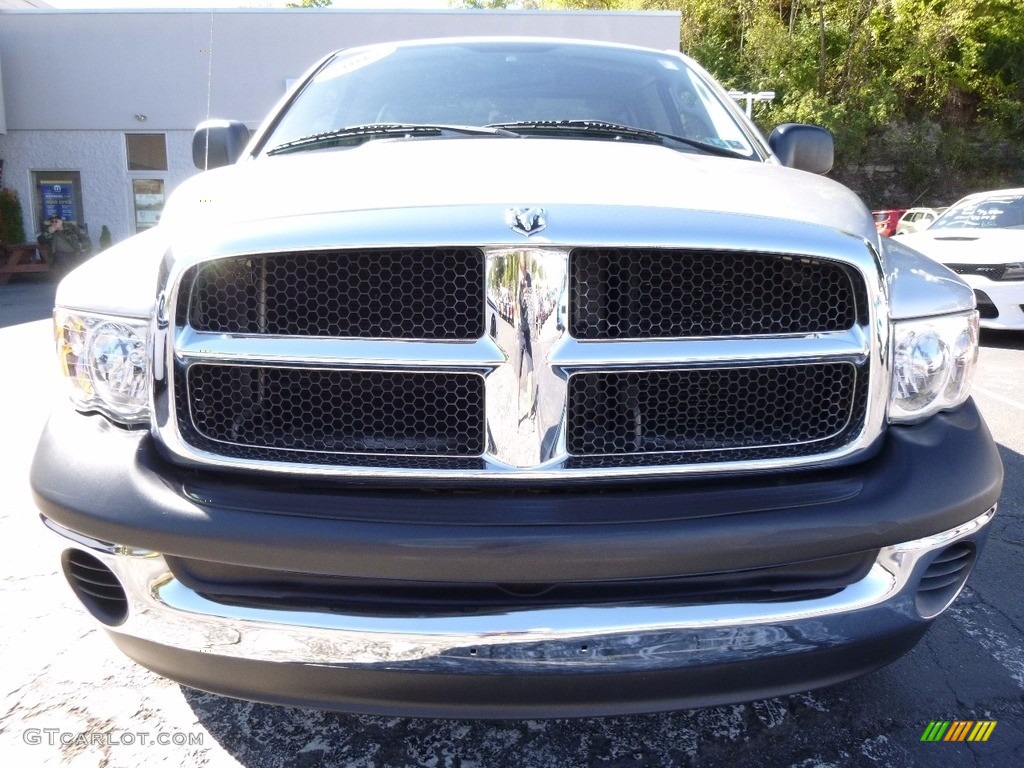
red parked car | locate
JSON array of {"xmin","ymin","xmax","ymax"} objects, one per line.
[{"xmin": 873, "ymin": 209, "xmax": 906, "ymax": 237}]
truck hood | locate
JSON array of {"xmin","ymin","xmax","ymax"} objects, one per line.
[
  {"xmin": 60, "ymin": 137, "xmax": 886, "ymax": 317},
  {"xmin": 162, "ymin": 137, "xmax": 876, "ymax": 242}
]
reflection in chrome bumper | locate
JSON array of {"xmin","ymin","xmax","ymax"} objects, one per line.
[{"xmin": 44, "ymin": 508, "xmax": 995, "ymax": 675}]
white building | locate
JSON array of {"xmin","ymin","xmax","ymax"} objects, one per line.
[{"xmin": 0, "ymin": 8, "xmax": 680, "ymax": 245}]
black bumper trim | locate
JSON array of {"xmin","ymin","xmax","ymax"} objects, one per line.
[{"xmin": 31, "ymin": 400, "xmax": 1003, "ymax": 583}]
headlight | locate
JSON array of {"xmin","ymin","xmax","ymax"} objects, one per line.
[
  {"xmin": 889, "ymin": 312, "xmax": 978, "ymax": 424},
  {"xmin": 55, "ymin": 309, "xmax": 151, "ymax": 425}
]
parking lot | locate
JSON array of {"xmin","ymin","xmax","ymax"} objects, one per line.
[{"xmin": 0, "ymin": 276, "xmax": 1021, "ymax": 768}]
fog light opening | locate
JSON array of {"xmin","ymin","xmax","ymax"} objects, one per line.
[
  {"xmin": 62, "ymin": 549, "xmax": 129, "ymax": 627},
  {"xmin": 915, "ymin": 542, "xmax": 977, "ymax": 619}
]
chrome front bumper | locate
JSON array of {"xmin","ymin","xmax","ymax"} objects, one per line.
[{"xmin": 44, "ymin": 507, "xmax": 995, "ymax": 677}]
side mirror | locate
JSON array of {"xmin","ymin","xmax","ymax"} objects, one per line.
[
  {"xmin": 192, "ymin": 120, "xmax": 250, "ymax": 170},
  {"xmin": 768, "ymin": 124, "xmax": 834, "ymax": 175}
]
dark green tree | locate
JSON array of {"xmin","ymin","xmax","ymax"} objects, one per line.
[
  {"xmin": 99, "ymin": 225, "xmax": 113, "ymax": 251},
  {"xmin": 0, "ymin": 188, "xmax": 27, "ymax": 246}
]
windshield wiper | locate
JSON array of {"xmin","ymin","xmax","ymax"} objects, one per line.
[
  {"xmin": 266, "ymin": 123, "xmax": 519, "ymax": 156},
  {"xmin": 485, "ymin": 120, "xmax": 751, "ymax": 160}
]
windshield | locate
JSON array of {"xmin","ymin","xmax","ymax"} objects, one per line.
[
  {"xmin": 260, "ymin": 41, "xmax": 760, "ymax": 159},
  {"xmin": 930, "ymin": 192, "xmax": 1024, "ymax": 230}
]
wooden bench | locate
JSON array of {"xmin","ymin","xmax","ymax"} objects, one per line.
[{"xmin": 0, "ymin": 242, "xmax": 52, "ymax": 285}]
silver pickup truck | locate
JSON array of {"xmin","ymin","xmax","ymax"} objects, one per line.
[{"xmin": 32, "ymin": 38, "xmax": 1002, "ymax": 718}]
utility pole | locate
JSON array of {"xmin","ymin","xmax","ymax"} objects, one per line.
[{"xmin": 727, "ymin": 90, "xmax": 776, "ymax": 117}]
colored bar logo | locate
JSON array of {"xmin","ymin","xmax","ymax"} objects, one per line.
[{"xmin": 921, "ymin": 721, "xmax": 997, "ymax": 742}]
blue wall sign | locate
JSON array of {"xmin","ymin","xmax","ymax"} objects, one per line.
[{"xmin": 40, "ymin": 182, "xmax": 76, "ymax": 221}]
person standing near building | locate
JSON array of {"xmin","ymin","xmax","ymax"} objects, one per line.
[{"xmin": 38, "ymin": 214, "xmax": 92, "ymax": 272}]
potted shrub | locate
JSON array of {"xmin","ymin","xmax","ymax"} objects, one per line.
[{"xmin": 0, "ymin": 187, "xmax": 27, "ymax": 249}]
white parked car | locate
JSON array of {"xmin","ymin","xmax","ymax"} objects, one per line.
[
  {"xmin": 895, "ymin": 206, "xmax": 942, "ymax": 235},
  {"xmin": 901, "ymin": 189, "xmax": 1024, "ymax": 330}
]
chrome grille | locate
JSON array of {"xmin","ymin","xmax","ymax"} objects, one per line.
[
  {"xmin": 162, "ymin": 231, "xmax": 882, "ymax": 480},
  {"xmin": 566, "ymin": 363, "xmax": 866, "ymax": 466},
  {"xmin": 182, "ymin": 248, "xmax": 484, "ymax": 340},
  {"xmin": 570, "ymin": 248, "xmax": 861, "ymax": 339},
  {"xmin": 178, "ymin": 364, "xmax": 485, "ymax": 459}
]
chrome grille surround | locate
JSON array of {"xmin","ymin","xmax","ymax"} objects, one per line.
[{"xmin": 151, "ymin": 205, "xmax": 890, "ymax": 482}]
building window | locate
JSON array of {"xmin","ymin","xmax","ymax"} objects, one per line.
[
  {"xmin": 32, "ymin": 170, "xmax": 85, "ymax": 232},
  {"xmin": 125, "ymin": 134, "xmax": 168, "ymax": 172},
  {"xmin": 132, "ymin": 179, "xmax": 165, "ymax": 232},
  {"xmin": 126, "ymin": 134, "xmax": 168, "ymax": 232}
]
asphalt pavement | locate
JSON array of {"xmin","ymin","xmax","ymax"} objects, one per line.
[{"xmin": 0, "ymin": 275, "xmax": 1021, "ymax": 768}]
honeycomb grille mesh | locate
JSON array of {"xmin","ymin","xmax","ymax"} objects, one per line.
[
  {"xmin": 566, "ymin": 364, "xmax": 862, "ymax": 461},
  {"xmin": 570, "ymin": 248, "xmax": 861, "ymax": 339},
  {"xmin": 181, "ymin": 365, "xmax": 485, "ymax": 458},
  {"xmin": 183, "ymin": 248, "xmax": 484, "ymax": 340}
]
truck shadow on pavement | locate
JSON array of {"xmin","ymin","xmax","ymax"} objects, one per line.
[
  {"xmin": 180, "ymin": 685, "xmax": 849, "ymax": 768},
  {"xmin": 980, "ymin": 329, "xmax": 1024, "ymax": 351},
  {"xmin": 179, "ymin": 649, "xmax": 1021, "ymax": 768}
]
